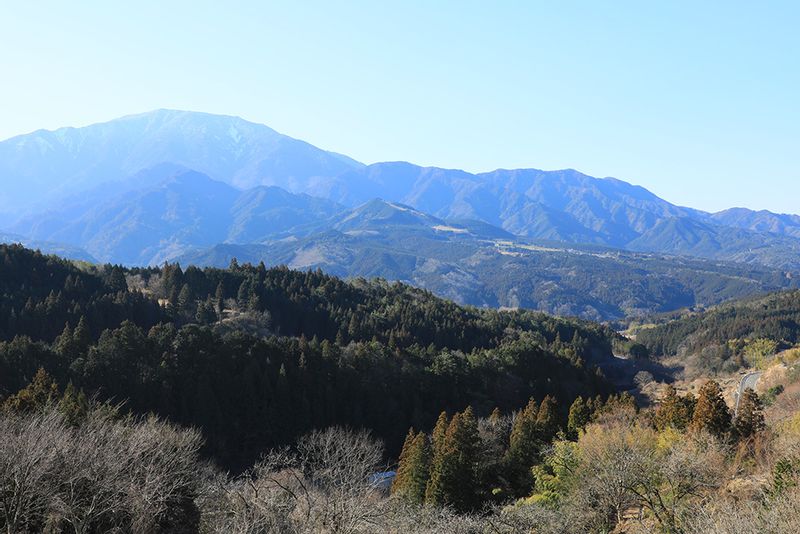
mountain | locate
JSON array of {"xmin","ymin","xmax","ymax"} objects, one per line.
[
  {"xmin": 312, "ymin": 163, "xmax": 705, "ymax": 244},
  {"xmin": 0, "ymin": 109, "xmax": 361, "ymax": 218},
  {"xmin": 178, "ymin": 200, "xmax": 800, "ymax": 320},
  {"xmin": 627, "ymin": 217, "xmax": 800, "ymax": 269},
  {"xmin": 4, "ymin": 110, "xmax": 800, "ymax": 319},
  {"xmin": 0, "ymin": 232, "xmax": 96, "ymax": 263},
  {"xmin": 710, "ymin": 208, "xmax": 800, "ymax": 239},
  {"xmin": 11, "ymin": 169, "xmax": 343, "ymax": 265},
  {"xmin": 319, "ymin": 164, "xmax": 800, "ymax": 270}
]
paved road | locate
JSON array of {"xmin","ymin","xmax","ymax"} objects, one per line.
[{"xmin": 734, "ymin": 371, "xmax": 762, "ymax": 416}]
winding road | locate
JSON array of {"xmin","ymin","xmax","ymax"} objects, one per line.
[{"xmin": 734, "ymin": 371, "xmax": 762, "ymax": 417}]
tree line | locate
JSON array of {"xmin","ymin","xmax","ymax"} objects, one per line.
[{"xmin": 0, "ymin": 245, "xmax": 615, "ymax": 469}]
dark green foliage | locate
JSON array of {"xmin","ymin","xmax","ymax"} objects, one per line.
[
  {"xmin": 636, "ymin": 290, "xmax": 800, "ymax": 366},
  {"xmin": 536, "ymin": 396, "xmax": 559, "ymax": 442},
  {"xmin": 0, "ymin": 244, "xmax": 613, "ymax": 470},
  {"xmin": 567, "ymin": 396, "xmax": 591, "ymax": 438},
  {"xmin": 769, "ymin": 457, "xmax": 800, "ymax": 498},
  {"xmin": 1, "ymin": 367, "xmax": 59, "ymax": 414},
  {"xmin": 763, "ymin": 384, "xmax": 785, "ymax": 406},
  {"xmin": 505, "ymin": 398, "xmax": 542, "ymax": 495},
  {"xmin": 425, "ymin": 407, "xmax": 481, "ymax": 512},
  {"xmin": 0, "ymin": 245, "xmax": 165, "ymax": 344}
]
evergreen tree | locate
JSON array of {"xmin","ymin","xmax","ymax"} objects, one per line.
[
  {"xmin": 488, "ymin": 407, "xmax": 502, "ymax": 427},
  {"xmin": 177, "ymin": 284, "xmax": 194, "ymax": 313},
  {"xmin": 536, "ymin": 395, "xmax": 559, "ymax": 442},
  {"xmin": 54, "ymin": 322, "xmax": 75, "ymax": 357},
  {"xmin": 430, "ymin": 411, "xmax": 449, "ymax": 457},
  {"xmin": 425, "ymin": 407, "xmax": 480, "ymax": 512},
  {"xmin": 505, "ymin": 397, "xmax": 540, "ymax": 495},
  {"xmin": 392, "ymin": 428, "xmax": 416, "ymax": 496},
  {"xmin": 2, "ymin": 368, "xmax": 60, "ymax": 413},
  {"xmin": 735, "ymin": 389, "xmax": 765, "ymax": 439},
  {"xmin": 73, "ymin": 315, "xmax": 91, "ymax": 350},
  {"xmin": 690, "ymin": 380, "xmax": 731, "ymax": 439},
  {"xmin": 59, "ymin": 382, "xmax": 89, "ymax": 426},
  {"xmin": 567, "ymin": 396, "xmax": 591, "ymax": 438},
  {"xmin": 215, "ymin": 281, "xmax": 225, "ymax": 315},
  {"xmin": 654, "ymin": 384, "xmax": 695, "ymax": 431},
  {"xmin": 393, "ymin": 429, "xmax": 431, "ymax": 505},
  {"xmin": 195, "ymin": 299, "xmax": 218, "ymax": 325},
  {"xmin": 236, "ymin": 280, "xmax": 250, "ymax": 308}
]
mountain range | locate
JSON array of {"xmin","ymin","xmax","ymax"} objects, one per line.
[{"xmin": 2, "ymin": 109, "xmax": 800, "ymax": 319}]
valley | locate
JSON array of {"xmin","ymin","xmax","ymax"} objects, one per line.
[
  {"xmin": 2, "ymin": 111, "xmax": 800, "ymax": 323},
  {"xmin": 2, "ymin": 112, "xmax": 800, "ymax": 533}
]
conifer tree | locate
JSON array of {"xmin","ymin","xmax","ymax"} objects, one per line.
[
  {"xmin": 177, "ymin": 284, "xmax": 194, "ymax": 312},
  {"xmin": 425, "ymin": 407, "xmax": 480, "ymax": 511},
  {"xmin": 393, "ymin": 430, "xmax": 432, "ymax": 505},
  {"xmin": 690, "ymin": 380, "xmax": 731, "ymax": 439},
  {"xmin": 488, "ymin": 407, "xmax": 502, "ymax": 426},
  {"xmin": 405, "ymin": 431, "xmax": 432, "ymax": 504},
  {"xmin": 2, "ymin": 368, "xmax": 60, "ymax": 413},
  {"xmin": 430, "ymin": 411, "xmax": 449, "ymax": 457},
  {"xmin": 59, "ymin": 382, "xmax": 89, "ymax": 426},
  {"xmin": 215, "ymin": 281, "xmax": 225, "ymax": 315},
  {"xmin": 567, "ymin": 396, "xmax": 591, "ymax": 438},
  {"xmin": 55, "ymin": 322, "xmax": 75, "ymax": 357},
  {"xmin": 236, "ymin": 280, "xmax": 250, "ymax": 307},
  {"xmin": 536, "ymin": 395, "xmax": 559, "ymax": 442},
  {"xmin": 73, "ymin": 315, "xmax": 91, "ymax": 350},
  {"xmin": 654, "ymin": 384, "xmax": 695, "ymax": 431},
  {"xmin": 505, "ymin": 398, "xmax": 540, "ymax": 495},
  {"xmin": 392, "ymin": 428, "xmax": 416, "ymax": 496},
  {"xmin": 735, "ymin": 389, "xmax": 765, "ymax": 439}
]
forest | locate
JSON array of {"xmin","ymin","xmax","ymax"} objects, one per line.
[
  {"xmin": 635, "ymin": 290, "xmax": 800, "ymax": 376},
  {"xmin": 3, "ymin": 244, "xmax": 800, "ymax": 533},
  {"xmin": 0, "ymin": 244, "xmax": 613, "ymax": 468}
]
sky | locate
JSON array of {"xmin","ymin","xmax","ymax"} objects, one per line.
[{"xmin": 1, "ymin": 1, "xmax": 798, "ymax": 214}]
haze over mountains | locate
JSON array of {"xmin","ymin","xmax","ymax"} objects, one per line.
[{"xmin": 2, "ymin": 109, "xmax": 799, "ymax": 319}]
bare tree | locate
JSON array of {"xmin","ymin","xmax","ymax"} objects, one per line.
[
  {"xmin": 121, "ymin": 416, "xmax": 204, "ymax": 533},
  {"xmin": 203, "ymin": 427, "xmax": 392, "ymax": 534},
  {"xmin": 0, "ymin": 411, "xmax": 64, "ymax": 534}
]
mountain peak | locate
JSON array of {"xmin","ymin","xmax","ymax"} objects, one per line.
[{"xmin": 0, "ymin": 111, "xmax": 363, "ymax": 216}]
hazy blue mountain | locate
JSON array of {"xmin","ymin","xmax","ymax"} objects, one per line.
[
  {"xmin": 4, "ymin": 110, "xmax": 800, "ymax": 275},
  {"xmin": 308, "ymin": 163, "xmax": 800, "ymax": 269},
  {"xmin": 326, "ymin": 164, "xmax": 704, "ymax": 245},
  {"xmin": 11, "ymin": 169, "xmax": 343, "ymax": 265},
  {"xmin": 710, "ymin": 208, "xmax": 800, "ymax": 239},
  {"xmin": 0, "ymin": 109, "xmax": 361, "ymax": 218},
  {"xmin": 0, "ymin": 232, "xmax": 96, "ymax": 262},
  {"xmin": 627, "ymin": 217, "xmax": 800, "ymax": 269}
]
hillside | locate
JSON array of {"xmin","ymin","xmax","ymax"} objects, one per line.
[
  {"xmin": 12, "ymin": 165, "xmax": 797, "ymax": 320},
  {"xmin": 0, "ymin": 243, "xmax": 616, "ymax": 469},
  {"xmin": 179, "ymin": 212, "xmax": 800, "ymax": 320},
  {"xmin": 0, "ymin": 109, "xmax": 361, "ymax": 219},
  {"xmin": 11, "ymin": 169, "xmax": 343, "ymax": 265},
  {"xmin": 3, "ymin": 110, "xmax": 800, "ymax": 274},
  {"xmin": 634, "ymin": 289, "xmax": 800, "ymax": 376}
]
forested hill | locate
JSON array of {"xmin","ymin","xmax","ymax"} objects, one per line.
[
  {"xmin": 0, "ymin": 244, "xmax": 616, "ymax": 469},
  {"xmin": 635, "ymin": 289, "xmax": 800, "ymax": 375}
]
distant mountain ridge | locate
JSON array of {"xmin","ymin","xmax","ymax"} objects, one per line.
[
  {"xmin": 0, "ymin": 109, "xmax": 361, "ymax": 218},
  {"xmin": 2, "ymin": 110, "xmax": 797, "ymax": 270},
  {"xmin": 11, "ymin": 167, "xmax": 343, "ymax": 265},
  {"xmin": 2, "ymin": 109, "xmax": 800, "ymax": 320}
]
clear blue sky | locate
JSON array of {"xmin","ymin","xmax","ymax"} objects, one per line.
[{"xmin": 2, "ymin": 1, "xmax": 798, "ymax": 214}]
